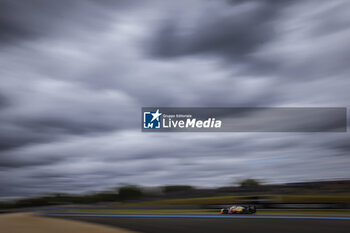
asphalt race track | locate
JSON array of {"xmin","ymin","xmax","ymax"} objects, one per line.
[{"xmin": 45, "ymin": 213, "xmax": 350, "ymax": 233}]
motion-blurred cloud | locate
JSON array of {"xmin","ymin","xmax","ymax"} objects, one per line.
[{"xmin": 0, "ymin": 0, "xmax": 350, "ymax": 200}]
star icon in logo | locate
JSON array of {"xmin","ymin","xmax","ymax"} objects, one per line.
[{"xmin": 151, "ymin": 109, "xmax": 162, "ymax": 122}]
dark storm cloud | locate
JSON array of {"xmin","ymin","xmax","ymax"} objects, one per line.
[
  {"xmin": 17, "ymin": 116, "xmax": 126, "ymax": 136},
  {"xmin": 0, "ymin": 92, "xmax": 10, "ymax": 109},
  {"xmin": 325, "ymin": 135, "xmax": 350, "ymax": 156},
  {"xmin": 0, "ymin": 74, "xmax": 139, "ymax": 152},
  {"xmin": 0, "ymin": 153, "xmax": 62, "ymax": 168},
  {"xmin": 0, "ymin": 133, "xmax": 48, "ymax": 152},
  {"xmin": 0, "ymin": 0, "xmax": 138, "ymax": 46},
  {"xmin": 0, "ymin": 119, "xmax": 113, "ymax": 152},
  {"xmin": 150, "ymin": 0, "xmax": 292, "ymax": 67},
  {"xmin": 149, "ymin": 0, "xmax": 350, "ymax": 80},
  {"xmin": 0, "ymin": 103, "xmax": 138, "ymax": 152},
  {"xmin": 0, "ymin": 1, "xmax": 143, "ymax": 153}
]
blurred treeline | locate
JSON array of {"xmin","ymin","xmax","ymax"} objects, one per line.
[{"xmin": 1, "ymin": 180, "xmax": 350, "ymax": 210}]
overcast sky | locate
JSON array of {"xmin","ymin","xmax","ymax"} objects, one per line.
[{"xmin": 0, "ymin": 0, "xmax": 350, "ymax": 200}]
